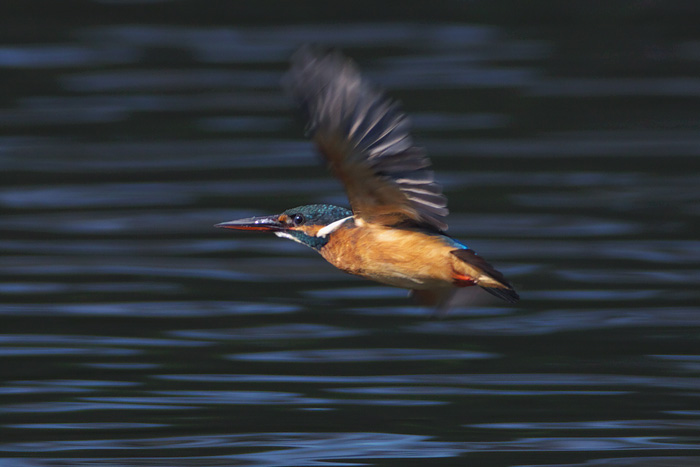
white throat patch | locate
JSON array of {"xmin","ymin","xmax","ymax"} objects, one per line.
[
  {"xmin": 316, "ymin": 215, "xmax": 353, "ymax": 238},
  {"xmin": 274, "ymin": 231, "xmax": 305, "ymax": 245}
]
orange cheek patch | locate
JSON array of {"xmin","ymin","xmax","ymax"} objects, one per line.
[
  {"xmin": 293, "ymin": 225, "xmax": 323, "ymax": 237},
  {"xmin": 305, "ymin": 225, "xmax": 323, "ymax": 236},
  {"xmin": 453, "ymin": 273, "xmax": 476, "ymax": 287}
]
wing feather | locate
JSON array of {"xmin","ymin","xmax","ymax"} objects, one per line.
[{"xmin": 287, "ymin": 47, "xmax": 449, "ymax": 231}]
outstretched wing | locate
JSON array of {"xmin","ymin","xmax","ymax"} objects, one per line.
[{"xmin": 287, "ymin": 47, "xmax": 449, "ymax": 232}]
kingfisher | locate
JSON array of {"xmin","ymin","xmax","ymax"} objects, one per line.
[{"xmin": 217, "ymin": 47, "xmax": 519, "ymax": 313}]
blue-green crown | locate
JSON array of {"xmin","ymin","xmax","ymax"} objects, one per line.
[{"xmin": 282, "ymin": 204, "xmax": 352, "ymax": 225}]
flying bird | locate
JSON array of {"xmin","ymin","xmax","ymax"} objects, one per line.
[{"xmin": 217, "ymin": 47, "xmax": 519, "ymax": 313}]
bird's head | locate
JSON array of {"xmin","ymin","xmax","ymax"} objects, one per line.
[{"xmin": 216, "ymin": 204, "xmax": 353, "ymax": 250}]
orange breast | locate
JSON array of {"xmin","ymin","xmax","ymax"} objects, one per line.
[{"xmin": 320, "ymin": 224, "xmax": 459, "ymax": 290}]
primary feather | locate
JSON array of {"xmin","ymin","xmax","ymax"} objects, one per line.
[{"xmin": 287, "ymin": 47, "xmax": 449, "ymax": 232}]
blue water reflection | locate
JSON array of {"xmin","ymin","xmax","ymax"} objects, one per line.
[{"xmin": 228, "ymin": 348, "xmax": 497, "ymax": 362}]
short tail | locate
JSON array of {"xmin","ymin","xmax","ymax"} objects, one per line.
[{"xmin": 451, "ymin": 248, "xmax": 519, "ymax": 304}]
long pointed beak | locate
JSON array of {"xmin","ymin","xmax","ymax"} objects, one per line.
[{"xmin": 215, "ymin": 214, "xmax": 286, "ymax": 232}]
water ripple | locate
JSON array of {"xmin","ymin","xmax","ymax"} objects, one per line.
[
  {"xmin": 0, "ymin": 432, "xmax": 460, "ymax": 461},
  {"xmin": 5, "ymin": 422, "xmax": 166, "ymax": 430},
  {"xmin": 2, "ymin": 401, "xmax": 198, "ymax": 414},
  {"xmin": 0, "ymin": 301, "xmax": 299, "ymax": 317},
  {"xmin": 515, "ymin": 456, "xmax": 700, "ymax": 467},
  {"xmin": 0, "ymin": 347, "xmax": 138, "ymax": 357},
  {"xmin": 157, "ymin": 373, "xmax": 700, "ymax": 390},
  {"xmin": 470, "ymin": 420, "xmax": 700, "ymax": 430},
  {"xmin": 410, "ymin": 308, "xmax": 700, "ymax": 336},
  {"xmin": 228, "ymin": 348, "xmax": 497, "ymax": 363},
  {"xmin": 0, "ymin": 45, "xmax": 135, "ymax": 68},
  {"xmin": 0, "ymin": 432, "xmax": 697, "ymax": 466},
  {"xmin": 169, "ymin": 324, "xmax": 364, "ymax": 341},
  {"xmin": 0, "ymin": 334, "xmax": 208, "ymax": 347},
  {"xmin": 328, "ymin": 386, "xmax": 626, "ymax": 397}
]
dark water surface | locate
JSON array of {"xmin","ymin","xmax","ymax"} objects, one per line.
[{"xmin": 2, "ymin": 2, "xmax": 700, "ymax": 466}]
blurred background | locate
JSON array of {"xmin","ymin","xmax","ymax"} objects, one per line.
[{"xmin": 1, "ymin": 1, "xmax": 700, "ymax": 465}]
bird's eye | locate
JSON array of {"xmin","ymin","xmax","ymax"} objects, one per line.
[{"xmin": 292, "ymin": 214, "xmax": 305, "ymax": 226}]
